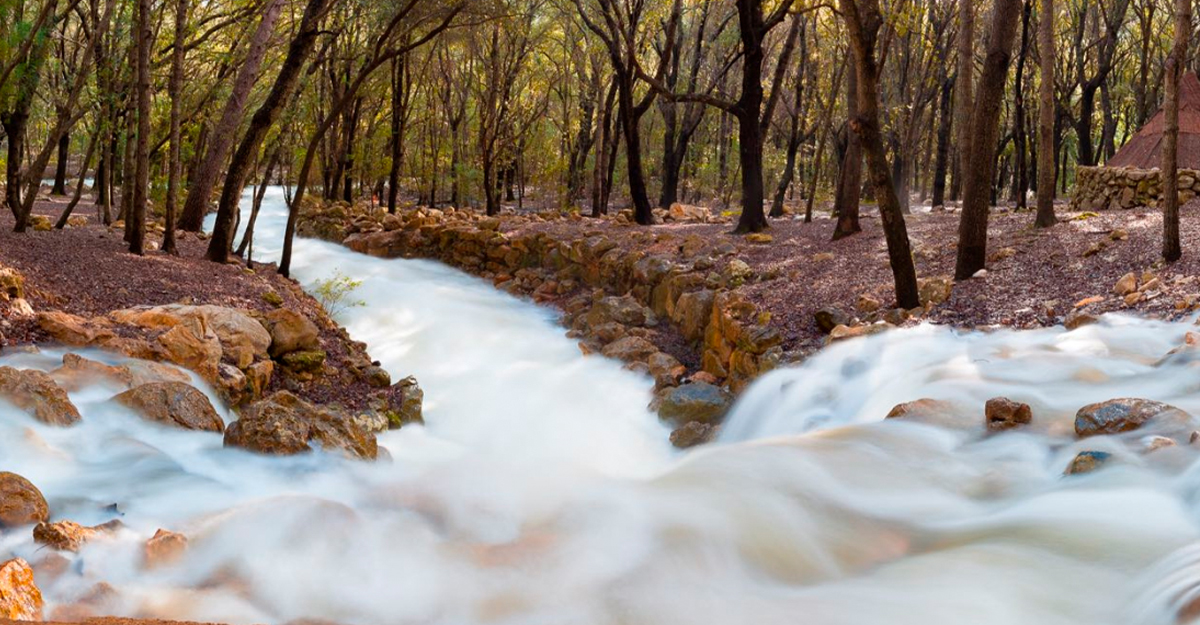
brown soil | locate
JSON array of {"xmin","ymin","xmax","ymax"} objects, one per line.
[{"xmin": 0, "ymin": 195, "xmax": 379, "ymax": 410}]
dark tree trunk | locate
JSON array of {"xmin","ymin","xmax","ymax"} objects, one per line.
[
  {"xmin": 208, "ymin": 0, "xmax": 337, "ymax": 265},
  {"xmin": 1035, "ymin": 0, "xmax": 1057, "ymax": 227},
  {"xmin": 832, "ymin": 62, "xmax": 862, "ymax": 239},
  {"xmin": 931, "ymin": 76, "xmax": 953, "ymax": 208},
  {"xmin": 955, "ymin": 0, "xmax": 1022, "ymax": 279},
  {"xmin": 129, "ymin": 0, "xmax": 152, "ymax": 254},
  {"xmin": 1163, "ymin": 0, "xmax": 1190, "ymax": 262},
  {"xmin": 51, "ymin": 133, "xmax": 69, "ymax": 195},
  {"xmin": 179, "ymin": 0, "xmax": 285, "ymax": 232},
  {"xmin": 839, "ymin": 0, "xmax": 921, "ymax": 309}
]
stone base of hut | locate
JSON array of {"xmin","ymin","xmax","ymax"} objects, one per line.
[{"xmin": 1071, "ymin": 166, "xmax": 1200, "ymax": 211}]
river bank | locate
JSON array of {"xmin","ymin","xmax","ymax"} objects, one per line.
[{"xmin": 302, "ymin": 198, "xmax": 1200, "ymax": 441}]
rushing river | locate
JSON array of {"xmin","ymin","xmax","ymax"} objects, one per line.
[{"xmin": 4, "ymin": 187, "xmax": 1200, "ymax": 624}]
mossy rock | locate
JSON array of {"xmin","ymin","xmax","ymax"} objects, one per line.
[
  {"xmin": 280, "ymin": 350, "xmax": 326, "ymax": 373},
  {"xmin": 261, "ymin": 291, "xmax": 284, "ymax": 307}
]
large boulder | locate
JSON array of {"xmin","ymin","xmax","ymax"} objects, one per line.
[
  {"xmin": 0, "ymin": 558, "xmax": 43, "ymax": 621},
  {"xmin": 0, "ymin": 473, "xmax": 49, "ymax": 528},
  {"xmin": 143, "ymin": 529, "xmax": 188, "ymax": 569},
  {"xmin": 112, "ymin": 305, "xmax": 271, "ymax": 368},
  {"xmin": 50, "ymin": 353, "xmax": 190, "ymax": 392},
  {"xmin": 0, "ymin": 366, "xmax": 81, "ymax": 426},
  {"xmin": 657, "ymin": 382, "xmax": 733, "ymax": 427},
  {"xmin": 224, "ymin": 391, "xmax": 378, "ymax": 460},
  {"xmin": 113, "ymin": 382, "xmax": 224, "ymax": 433},
  {"xmin": 262, "ymin": 309, "xmax": 322, "ymax": 358},
  {"xmin": 1075, "ymin": 398, "xmax": 1192, "ymax": 437},
  {"xmin": 36, "ymin": 311, "xmax": 116, "ymax": 346}
]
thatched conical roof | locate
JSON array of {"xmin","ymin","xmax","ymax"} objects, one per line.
[{"xmin": 1108, "ymin": 72, "xmax": 1200, "ymax": 170}]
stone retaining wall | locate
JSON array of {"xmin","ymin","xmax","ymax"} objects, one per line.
[
  {"xmin": 314, "ymin": 205, "xmax": 785, "ymax": 397},
  {"xmin": 1071, "ymin": 166, "xmax": 1200, "ymax": 211}
]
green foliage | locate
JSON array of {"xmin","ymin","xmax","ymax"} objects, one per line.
[{"xmin": 311, "ymin": 271, "xmax": 366, "ymax": 318}]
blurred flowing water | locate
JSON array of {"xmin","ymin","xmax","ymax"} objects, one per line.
[{"xmin": 1, "ymin": 187, "xmax": 1199, "ymax": 624}]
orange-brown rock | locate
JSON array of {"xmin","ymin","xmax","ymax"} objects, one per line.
[
  {"xmin": 36, "ymin": 310, "xmax": 116, "ymax": 346},
  {"xmin": 0, "ymin": 366, "xmax": 81, "ymax": 426},
  {"xmin": 0, "ymin": 472, "xmax": 49, "ymax": 528},
  {"xmin": 113, "ymin": 382, "xmax": 224, "ymax": 433},
  {"xmin": 224, "ymin": 391, "xmax": 378, "ymax": 460},
  {"xmin": 32, "ymin": 518, "xmax": 122, "ymax": 552},
  {"xmin": 985, "ymin": 397, "xmax": 1033, "ymax": 432},
  {"xmin": 143, "ymin": 529, "xmax": 188, "ymax": 568},
  {"xmin": 263, "ymin": 309, "xmax": 321, "ymax": 358},
  {"xmin": 0, "ymin": 558, "xmax": 43, "ymax": 620},
  {"xmin": 51, "ymin": 353, "xmax": 192, "ymax": 393}
]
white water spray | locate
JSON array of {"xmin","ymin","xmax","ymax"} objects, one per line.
[{"xmin": 1, "ymin": 188, "xmax": 1199, "ymax": 624}]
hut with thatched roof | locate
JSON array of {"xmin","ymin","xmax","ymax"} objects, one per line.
[{"xmin": 1072, "ymin": 71, "xmax": 1200, "ymax": 211}]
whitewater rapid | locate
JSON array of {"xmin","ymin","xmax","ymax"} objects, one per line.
[{"xmin": 2, "ymin": 187, "xmax": 1200, "ymax": 624}]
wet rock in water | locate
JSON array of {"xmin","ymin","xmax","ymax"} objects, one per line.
[
  {"xmin": 828, "ymin": 323, "xmax": 892, "ymax": 342},
  {"xmin": 143, "ymin": 529, "xmax": 188, "ymax": 568},
  {"xmin": 0, "ymin": 558, "xmax": 43, "ymax": 621},
  {"xmin": 884, "ymin": 398, "xmax": 960, "ymax": 427},
  {"xmin": 670, "ymin": 421, "xmax": 717, "ymax": 448},
  {"xmin": 1063, "ymin": 311, "xmax": 1099, "ymax": 331},
  {"xmin": 32, "ymin": 519, "xmax": 120, "ymax": 552},
  {"xmin": 1141, "ymin": 435, "xmax": 1176, "ymax": 453},
  {"xmin": 657, "ymin": 382, "xmax": 733, "ymax": 427},
  {"xmin": 262, "ymin": 309, "xmax": 322, "ymax": 358},
  {"xmin": 224, "ymin": 391, "xmax": 379, "ymax": 460},
  {"xmin": 0, "ymin": 472, "xmax": 49, "ymax": 528},
  {"xmin": 1064, "ymin": 451, "xmax": 1112, "ymax": 475},
  {"xmin": 985, "ymin": 397, "xmax": 1033, "ymax": 432},
  {"xmin": 601, "ymin": 336, "xmax": 659, "ymax": 363},
  {"xmin": 369, "ymin": 376, "xmax": 424, "ymax": 429},
  {"xmin": 814, "ymin": 306, "xmax": 850, "ymax": 334},
  {"xmin": 1074, "ymin": 398, "xmax": 1192, "ymax": 437},
  {"xmin": 0, "ymin": 366, "xmax": 81, "ymax": 426},
  {"xmin": 112, "ymin": 382, "xmax": 224, "ymax": 433}
]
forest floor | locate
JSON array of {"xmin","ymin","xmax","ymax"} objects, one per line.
[
  {"xmin": 0, "ymin": 194, "xmax": 384, "ymax": 410},
  {"xmin": 508, "ymin": 200, "xmax": 1200, "ymax": 357}
]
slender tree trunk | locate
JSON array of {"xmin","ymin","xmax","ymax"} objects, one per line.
[
  {"xmin": 1163, "ymin": 0, "xmax": 1190, "ymax": 262},
  {"xmin": 840, "ymin": 0, "xmax": 921, "ymax": 309},
  {"xmin": 164, "ymin": 0, "xmax": 188, "ymax": 254},
  {"xmin": 954, "ymin": 0, "xmax": 1022, "ymax": 279},
  {"xmin": 208, "ymin": 0, "xmax": 337, "ymax": 266},
  {"xmin": 179, "ymin": 0, "xmax": 285, "ymax": 232},
  {"xmin": 832, "ymin": 62, "xmax": 862, "ymax": 239},
  {"xmin": 1035, "ymin": 0, "xmax": 1057, "ymax": 227},
  {"xmin": 55, "ymin": 123, "xmax": 101, "ymax": 229},
  {"xmin": 51, "ymin": 133, "xmax": 69, "ymax": 195},
  {"xmin": 931, "ymin": 76, "xmax": 953, "ymax": 208},
  {"xmin": 950, "ymin": 0, "xmax": 975, "ymax": 203},
  {"xmin": 129, "ymin": 0, "xmax": 151, "ymax": 254}
]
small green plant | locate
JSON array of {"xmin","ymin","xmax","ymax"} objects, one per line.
[{"xmin": 312, "ymin": 271, "xmax": 366, "ymax": 317}]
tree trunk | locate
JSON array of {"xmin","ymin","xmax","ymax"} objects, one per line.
[
  {"xmin": 954, "ymin": 0, "xmax": 1022, "ymax": 280},
  {"xmin": 832, "ymin": 62, "xmax": 862, "ymax": 239},
  {"xmin": 129, "ymin": 0, "xmax": 152, "ymax": 254},
  {"xmin": 950, "ymin": 0, "xmax": 975, "ymax": 204},
  {"xmin": 208, "ymin": 0, "xmax": 337, "ymax": 266},
  {"xmin": 840, "ymin": 0, "xmax": 920, "ymax": 309},
  {"xmin": 931, "ymin": 76, "xmax": 953, "ymax": 208},
  {"xmin": 179, "ymin": 0, "xmax": 285, "ymax": 232},
  {"xmin": 164, "ymin": 0, "xmax": 188, "ymax": 254},
  {"xmin": 1035, "ymin": 0, "xmax": 1057, "ymax": 227},
  {"xmin": 51, "ymin": 133, "xmax": 69, "ymax": 195},
  {"xmin": 1163, "ymin": 0, "xmax": 1190, "ymax": 262}
]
